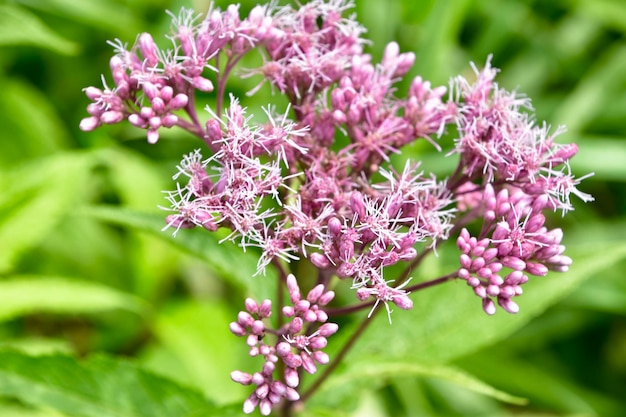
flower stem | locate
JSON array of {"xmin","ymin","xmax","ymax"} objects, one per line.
[{"xmin": 298, "ymin": 308, "xmax": 380, "ymax": 404}]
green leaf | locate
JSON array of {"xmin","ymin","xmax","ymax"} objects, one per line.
[
  {"xmin": 350, "ymin": 241, "xmax": 626, "ymax": 364},
  {"xmin": 0, "ymin": 400, "xmax": 67, "ymax": 417},
  {"xmin": 0, "ymin": 152, "xmax": 93, "ymax": 273},
  {"xmin": 318, "ymin": 361, "xmax": 526, "ymax": 406},
  {"xmin": 81, "ymin": 206, "xmax": 277, "ymax": 300},
  {"xmin": 0, "ymin": 5, "xmax": 78, "ymax": 54},
  {"xmin": 0, "ymin": 350, "xmax": 215, "ymax": 417},
  {"xmin": 412, "ymin": 0, "xmax": 472, "ymax": 84},
  {"xmin": 571, "ymin": 136, "xmax": 626, "ymax": 182},
  {"xmin": 14, "ymin": 0, "xmax": 146, "ymax": 40},
  {"xmin": 0, "ymin": 276, "xmax": 148, "ymax": 321},
  {"xmin": 0, "ymin": 338, "xmax": 73, "ymax": 356},
  {"xmin": 0, "ymin": 78, "xmax": 71, "ymax": 165},
  {"xmin": 460, "ymin": 353, "xmax": 624, "ymax": 416},
  {"xmin": 145, "ymin": 300, "xmax": 249, "ymax": 404},
  {"xmin": 99, "ymin": 147, "xmax": 179, "ymax": 301},
  {"xmin": 552, "ymin": 44, "xmax": 626, "ymax": 133}
]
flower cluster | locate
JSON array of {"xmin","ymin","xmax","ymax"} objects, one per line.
[
  {"xmin": 456, "ymin": 185, "xmax": 573, "ymax": 315},
  {"xmin": 81, "ymin": 0, "xmax": 593, "ymax": 413},
  {"xmin": 448, "ymin": 58, "xmax": 593, "ymax": 314},
  {"xmin": 230, "ymin": 275, "xmax": 336, "ymax": 415}
]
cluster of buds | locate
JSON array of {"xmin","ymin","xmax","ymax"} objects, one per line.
[
  {"xmin": 456, "ymin": 185, "xmax": 573, "ymax": 315},
  {"xmin": 80, "ymin": 0, "xmax": 593, "ymax": 413},
  {"xmin": 230, "ymin": 275, "xmax": 336, "ymax": 415}
]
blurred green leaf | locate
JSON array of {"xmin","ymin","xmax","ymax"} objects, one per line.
[
  {"xmin": 14, "ymin": 0, "xmax": 145, "ymax": 39},
  {"xmin": 552, "ymin": 44, "xmax": 626, "ymax": 133},
  {"xmin": 0, "ymin": 276, "xmax": 148, "ymax": 321},
  {"xmin": 147, "ymin": 300, "xmax": 248, "ymax": 404},
  {"xmin": 577, "ymin": 0, "xmax": 626, "ymax": 34},
  {"xmin": 0, "ymin": 78, "xmax": 71, "ymax": 165},
  {"xmin": 101, "ymin": 147, "xmax": 178, "ymax": 300},
  {"xmin": 412, "ymin": 0, "xmax": 472, "ymax": 84},
  {"xmin": 0, "ymin": 338, "xmax": 73, "ymax": 356},
  {"xmin": 0, "ymin": 401, "xmax": 67, "ymax": 417},
  {"xmin": 460, "ymin": 353, "xmax": 624, "ymax": 416},
  {"xmin": 81, "ymin": 205, "xmax": 277, "ymax": 300},
  {"xmin": 571, "ymin": 137, "xmax": 626, "ymax": 181},
  {"xmin": 350, "ymin": 241, "xmax": 626, "ymax": 364},
  {"xmin": 318, "ymin": 361, "xmax": 526, "ymax": 406},
  {"xmin": 0, "ymin": 350, "xmax": 215, "ymax": 417},
  {"xmin": 0, "ymin": 152, "xmax": 93, "ymax": 273},
  {"xmin": 0, "ymin": 5, "xmax": 78, "ymax": 54}
]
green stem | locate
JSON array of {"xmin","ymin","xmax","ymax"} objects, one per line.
[{"xmin": 298, "ymin": 308, "xmax": 380, "ymax": 405}]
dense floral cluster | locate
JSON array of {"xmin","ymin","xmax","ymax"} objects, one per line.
[
  {"xmin": 81, "ymin": 0, "xmax": 592, "ymax": 413},
  {"xmin": 230, "ymin": 275, "xmax": 336, "ymax": 415}
]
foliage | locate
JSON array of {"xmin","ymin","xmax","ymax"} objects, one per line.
[{"xmin": 0, "ymin": 0, "xmax": 624, "ymax": 416}]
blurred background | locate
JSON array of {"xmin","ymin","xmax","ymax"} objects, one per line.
[{"xmin": 0, "ymin": 0, "xmax": 625, "ymax": 416}]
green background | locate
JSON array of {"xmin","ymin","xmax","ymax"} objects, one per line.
[{"xmin": 0, "ymin": 0, "xmax": 624, "ymax": 416}]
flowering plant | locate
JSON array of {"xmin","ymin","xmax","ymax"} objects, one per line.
[{"xmin": 80, "ymin": 0, "xmax": 592, "ymax": 414}]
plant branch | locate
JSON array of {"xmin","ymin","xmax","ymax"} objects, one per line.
[{"xmin": 298, "ymin": 308, "xmax": 381, "ymax": 405}]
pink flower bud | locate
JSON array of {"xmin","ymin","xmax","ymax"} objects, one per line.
[
  {"xmin": 317, "ymin": 290, "xmax": 335, "ymax": 306},
  {"xmin": 246, "ymin": 334, "xmax": 258, "ymax": 347},
  {"xmin": 501, "ymin": 256, "xmax": 526, "ymax": 271},
  {"xmin": 259, "ymin": 398, "xmax": 272, "ymax": 415},
  {"xmin": 259, "ymin": 300, "xmax": 272, "ymax": 318},
  {"xmin": 238, "ymin": 311, "xmax": 255, "ymax": 327},
  {"xmin": 229, "ymin": 322, "xmax": 246, "ymax": 336},
  {"xmin": 262, "ymin": 361, "xmax": 275, "ymax": 375},
  {"xmin": 282, "ymin": 306, "xmax": 295, "ymax": 317},
  {"xmin": 393, "ymin": 294, "xmax": 413, "ymax": 310},
  {"xmin": 525, "ymin": 261, "xmax": 548, "ymax": 276},
  {"xmin": 193, "ymin": 76, "xmax": 214, "ymax": 92},
  {"xmin": 151, "ymin": 97, "xmax": 165, "ymax": 113},
  {"xmin": 289, "ymin": 317, "xmax": 303, "ymax": 333},
  {"xmin": 245, "ymin": 298, "xmax": 259, "ymax": 314},
  {"xmin": 86, "ymin": 103, "xmax": 103, "ymax": 116},
  {"xmin": 315, "ymin": 310, "xmax": 328, "ymax": 322},
  {"xmin": 474, "ymin": 286, "xmax": 487, "ymax": 299},
  {"xmin": 295, "ymin": 300, "xmax": 311, "ymax": 315},
  {"xmin": 286, "ymin": 274, "xmax": 301, "ymax": 303},
  {"xmin": 256, "ymin": 383, "xmax": 269, "ymax": 399},
  {"xmin": 146, "ymin": 128, "xmax": 159, "ymax": 144},
  {"xmin": 100, "ymin": 110, "xmax": 124, "ymax": 124},
  {"xmin": 300, "ymin": 352, "xmax": 317, "ymax": 374},
  {"xmin": 285, "ymin": 387, "xmax": 300, "ymax": 401},
  {"xmin": 498, "ymin": 297, "xmax": 520, "ymax": 314},
  {"xmin": 327, "ymin": 217, "xmax": 343, "ymax": 237},
  {"xmin": 284, "ymin": 367, "xmax": 299, "ymax": 388},
  {"xmin": 500, "ymin": 286, "xmax": 515, "ymax": 298},
  {"xmin": 307, "ymin": 284, "xmax": 325, "ymax": 303},
  {"xmin": 458, "ymin": 268, "xmax": 470, "ymax": 280},
  {"xmin": 79, "ymin": 117, "xmax": 100, "ymax": 131},
  {"xmin": 310, "ymin": 252, "xmax": 330, "ymax": 269},
  {"xmin": 162, "ymin": 114, "xmax": 178, "ymax": 128},
  {"xmin": 230, "ymin": 370, "xmax": 252, "ymax": 385},
  {"xmin": 138, "ymin": 33, "xmax": 159, "ymax": 67},
  {"xmin": 460, "ymin": 254, "xmax": 472, "ymax": 269},
  {"xmin": 312, "ymin": 350, "xmax": 329, "ymax": 365},
  {"xmin": 168, "ymin": 93, "xmax": 189, "ymax": 110},
  {"xmin": 487, "ymin": 285, "xmax": 500, "ymax": 296},
  {"xmin": 83, "ymin": 86, "xmax": 103, "ymax": 100},
  {"xmin": 303, "ymin": 309, "xmax": 318, "ymax": 323},
  {"xmin": 482, "ymin": 298, "xmax": 496, "ymax": 315},
  {"xmin": 282, "ymin": 352, "xmax": 302, "ymax": 369},
  {"xmin": 467, "ymin": 277, "xmax": 481, "ymax": 287},
  {"xmin": 128, "ymin": 114, "xmax": 146, "ymax": 128},
  {"xmin": 251, "ymin": 320, "xmax": 265, "ymax": 335}
]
